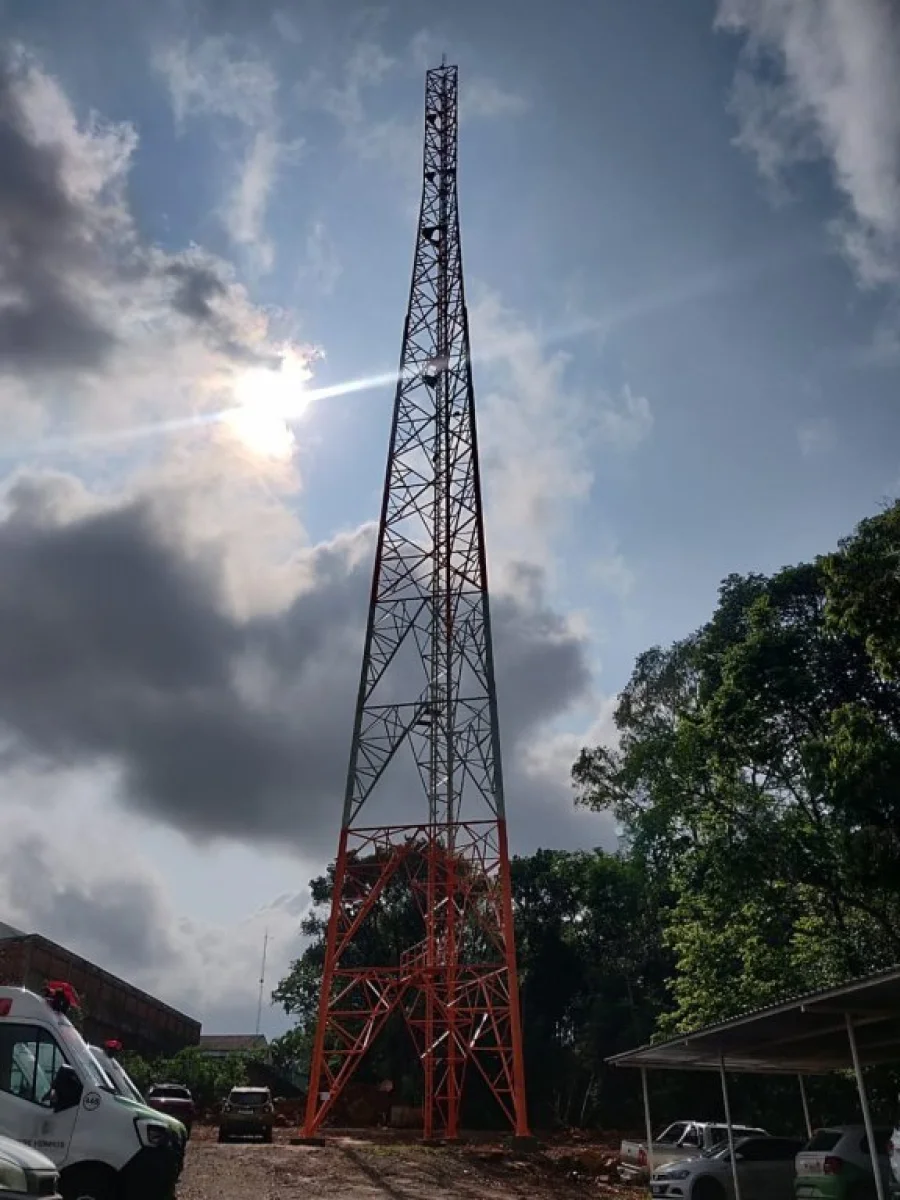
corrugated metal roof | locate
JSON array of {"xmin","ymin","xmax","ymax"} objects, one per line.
[{"xmin": 607, "ymin": 962, "xmax": 900, "ymax": 1074}]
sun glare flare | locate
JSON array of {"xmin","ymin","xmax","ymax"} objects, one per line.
[{"xmin": 224, "ymin": 351, "xmax": 315, "ymax": 461}]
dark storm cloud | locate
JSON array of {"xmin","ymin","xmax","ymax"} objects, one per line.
[
  {"xmin": 0, "ymin": 834, "xmax": 179, "ymax": 974},
  {"xmin": 166, "ymin": 260, "xmax": 228, "ymax": 323},
  {"xmin": 0, "ymin": 475, "xmax": 594, "ymax": 854},
  {"xmin": 162, "ymin": 256, "xmax": 284, "ymax": 368},
  {"xmin": 0, "ymin": 55, "xmax": 282, "ymax": 378},
  {"xmin": 0, "ymin": 54, "xmax": 116, "ymax": 371}
]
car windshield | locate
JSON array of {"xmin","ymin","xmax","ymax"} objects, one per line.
[
  {"xmin": 702, "ymin": 1138, "xmax": 752, "ymax": 1159},
  {"xmin": 152, "ymin": 1086, "xmax": 190, "ymax": 1099},
  {"xmin": 230, "ymin": 1091, "xmax": 268, "ymax": 1106},
  {"xmin": 805, "ymin": 1131, "xmax": 842, "ymax": 1152},
  {"xmin": 91, "ymin": 1049, "xmax": 143, "ymax": 1103}
]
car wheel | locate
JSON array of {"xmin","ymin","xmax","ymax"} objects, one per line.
[
  {"xmin": 263, "ymin": 1127, "xmax": 273, "ymax": 1144},
  {"xmin": 217, "ymin": 1128, "xmax": 227, "ymax": 1143},
  {"xmin": 848, "ymin": 1184, "xmax": 876, "ymax": 1200},
  {"xmin": 61, "ymin": 1166, "xmax": 118, "ymax": 1200},
  {"xmin": 693, "ymin": 1177, "xmax": 726, "ymax": 1200}
]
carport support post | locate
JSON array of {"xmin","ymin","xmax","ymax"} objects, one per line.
[
  {"xmin": 797, "ymin": 1075, "xmax": 813, "ymax": 1139},
  {"xmin": 641, "ymin": 1067, "xmax": 655, "ymax": 1176},
  {"xmin": 845, "ymin": 1014, "xmax": 887, "ymax": 1200},
  {"xmin": 719, "ymin": 1054, "xmax": 743, "ymax": 1200}
]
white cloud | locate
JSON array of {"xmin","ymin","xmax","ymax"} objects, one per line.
[
  {"xmin": 296, "ymin": 34, "xmax": 529, "ymax": 196},
  {"xmin": 154, "ymin": 37, "xmax": 277, "ymax": 130},
  {"xmin": 224, "ymin": 130, "xmax": 284, "ymax": 273},
  {"xmin": 298, "ymin": 221, "xmax": 343, "ymax": 297},
  {"xmin": 0, "ymin": 778, "xmax": 308, "ymax": 1033},
  {"xmin": 471, "ymin": 289, "xmax": 652, "ymax": 574},
  {"xmin": 462, "ymin": 78, "xmax": 529, "ymax": 121},
  {"xmin": 518, "ymin": 701, "xmax": 620, "ymax": 852},
  {"xmin": 717, "ymin": 0, "xmax": 900, "ymax": 286},
  {"xmin": 797, "ymin": 415, "xmax": 837, "ymax": 457},
  {"xmin": 590, "ymin": 549, "xmax": 636, "ymax": 602},
  {"xmin": 597, "ymin": 384, "xmax": 654, "ymax": 451},
  {"xmin": 154, "ymin": 37, "xmax": 299, "ymax": 271}
]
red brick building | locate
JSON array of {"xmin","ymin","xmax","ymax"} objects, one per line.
[{"xmin": 0, "ymin": 923, "xmax": 201, "ymax": 1058}]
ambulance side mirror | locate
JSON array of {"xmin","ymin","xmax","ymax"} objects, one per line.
[{"xmin": 52, "ymin": 1065, "xmax": 83, "ymax": 1113}]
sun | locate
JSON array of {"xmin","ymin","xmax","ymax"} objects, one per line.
[{"xmin": 224, "ymin": 351, "xmax": 314, "ymax": 461}]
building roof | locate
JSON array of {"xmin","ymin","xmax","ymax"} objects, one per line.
[
  {"xmin": 607, "ymin": 963, "xmax": 900, "ymax": 1075},
  {"xmin": 199, "ymin": 1034, "xmax": 268, "ymax": 1053},
  {"xmin": 0, "ymin": 928, "xmax": 200, "ymax": 1029}
]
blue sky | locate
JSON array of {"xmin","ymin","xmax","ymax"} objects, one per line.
[{"xmin": 0, "ymin": 0, "xmax": 897, "ymax": 1032}]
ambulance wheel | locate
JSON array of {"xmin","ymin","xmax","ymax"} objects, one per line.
[{"xmin": 61, "ymin": 1165, "xmax": 117, "ymax": 1200}]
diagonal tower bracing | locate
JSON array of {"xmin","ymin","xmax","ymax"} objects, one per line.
[{"xmin": 300, "ymin": 62, "xmax": 530, "ymax": 1142}]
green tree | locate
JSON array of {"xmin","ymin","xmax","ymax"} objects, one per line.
[
  {"xmin": 121, "ymin": 1048, "xmax": 255, "ymax": 1109},
  {"xmin": 575, "ymin": 504, "xmax": 900, "ymax": 1033}
]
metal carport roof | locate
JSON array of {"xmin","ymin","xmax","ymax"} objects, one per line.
[{"xmin": 607, "ymin": 962, "xmax": 900, "ymax": 1074}]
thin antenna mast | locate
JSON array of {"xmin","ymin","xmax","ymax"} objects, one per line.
[{"xmin": 255, "ymin": 930, "xmax": 269, "ymax": 1037}]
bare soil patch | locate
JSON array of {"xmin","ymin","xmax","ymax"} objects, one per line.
[{"xmin": 178, "ymin": 1125, "xmax": 629, "ymax": 1199}]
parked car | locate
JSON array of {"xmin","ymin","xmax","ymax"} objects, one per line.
[
  {"xmin": 217, "ymin": 1087, "xmax": 275, "ymax": 1144},
  {"xmin": 796, "ymin": 1126, "xmax": 892, "ymax": 1200},
  {"xmin": 620, "ymin": 1121, "xmax": 770, "ymax": 1184},
  {"xmin": 651, "ymin": 1134, "xmax": 805, "ymax": 1200},
  {"xmin": 0, "ymin": 1133, "xmax": 61, "ymax": 1199},
  {"xmin": 146, "ymin": 1082, "xmax": 196, "ymax": 1136}
]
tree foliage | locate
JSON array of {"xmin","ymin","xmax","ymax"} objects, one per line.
[
  {"xmin": 121, "ymin": 1047, "xmax": 255, "ymax": 1109},
  {"xmin": 575, "ymin": 503, "xmax": 900, "ymax": 1033}
]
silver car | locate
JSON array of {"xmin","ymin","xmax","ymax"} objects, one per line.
[
  {"xmin": 651, "ymin": 1134, "xmax": 805, "ymax": 1200},
  {"xmin": 0, "ymin": 1133, "xmax": 61, "ymax": 1199}
]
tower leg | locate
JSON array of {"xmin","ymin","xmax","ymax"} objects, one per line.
[
  {"xmin": 498, "ymin": 820, "xmax": 530, "ymax": 1139},
  {"xmin": 302, "ymin": 828, "xmax": 350, "ymax": 1138}
]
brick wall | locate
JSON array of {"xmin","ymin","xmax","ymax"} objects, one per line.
[
  {"xmin": 0, "ymin": 936, "xmax": 200, "ymax": 1057},
  {"xmin": 0, "ymin": 940, "xmax": 26, "ymax": 990}
]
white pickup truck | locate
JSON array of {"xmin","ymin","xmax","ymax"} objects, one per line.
[{"xmin": 619, "ymin": 1120, "xmax": 769, "ymax": 1183}]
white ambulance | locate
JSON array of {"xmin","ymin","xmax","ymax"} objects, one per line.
[
  {"xmin": 0, "ymin": 982, "xmax": 184, "ymax": 1200},
  {"xmin": 86, "ymin": 1044, "xmax": 144, "ymax": 1107}
]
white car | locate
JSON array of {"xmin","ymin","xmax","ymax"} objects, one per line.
[
  {"xmin": 796, "ymin": 1125, "xmax": 893, "ymax": 1200},
  {"xmin": 0, "ymin": 1133, "xmax": 61, "ymax": 1199},
  {"xmin": 651, "ymin": 1134, "xmax": 805, "ymax": 1200}
]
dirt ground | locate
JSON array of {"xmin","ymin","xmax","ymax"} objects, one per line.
[{"xmin": 177, "ymin": 1125, "xmax": 631, "ymax": 1199}]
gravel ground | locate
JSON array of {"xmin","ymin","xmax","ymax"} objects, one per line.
[{"xmin": 177, "ymin": 1126, "xmax": 629, "ymax": 1199}]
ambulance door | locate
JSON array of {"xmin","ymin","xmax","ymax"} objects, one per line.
[{"xmin": 0, "ymin": 1020, "xmax": 79, "ymax": 1167}]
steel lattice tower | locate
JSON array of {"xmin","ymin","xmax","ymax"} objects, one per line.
[{"xmin": 301, "ymin": 63, "xmax": 529, "ymax": 1142}]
